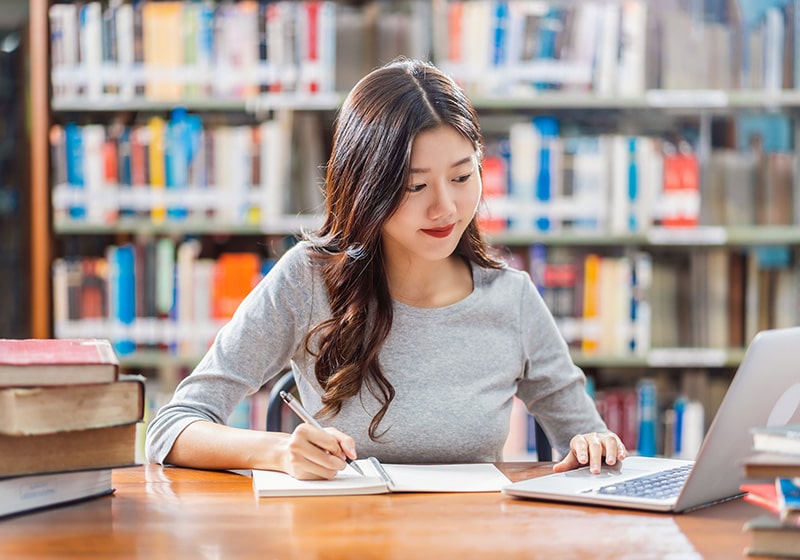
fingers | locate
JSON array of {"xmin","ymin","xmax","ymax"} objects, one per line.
[
  {"xmin": 602, "ymin": 434, "xmax": 626, "ymax": 465},
  {"xmin": 553, "ymin": 432, "xmax": 627, "ymax": 475},
  {"xmin": 582, "ymin": 432, "xmax": 604, "ymax": 474},
  {"xmin": 552, "ymin": 451, "xmax": 581, "ymax": 473},
  {"xmin": 285, "ymin": 424, "xmax": 350, "ymax": 480},
  {"xmin": 327, "ymin": 427, "xmax": 358, "ymax": 462}
]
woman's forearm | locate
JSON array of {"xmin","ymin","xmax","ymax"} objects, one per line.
[{"xmin": 165, "ymin": 420, "xmax": 291, "ymax": 472}]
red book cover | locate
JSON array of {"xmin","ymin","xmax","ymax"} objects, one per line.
[
  {"xmin": 741, "ymin": 482, "xmax": 780, "ymax": 515},
  {"xmin": 678, "ymin": 153, "xmax": 700, "ymax": 227},
  {"xmin": 304, "ymin": 2, "xmax": 320, "ymax": 93},
  {"xmin": 477, "ymin": 155, "xmax": 507, "ymax": 234},
  {"xmin": 0, "ymin": 339, "xmax": 119, "ymax": 386},
  {"xmin": 80, "ymin": 258, "xmax": 106, "ymax": 319},
  {"xmin": 448, "ymin": 1, "xmax": 463, "ymax": 64},
  {"xmin": 130, "ymin": 125, "xmax": 147, "ymax": 187},
  {"xmin": 661, "ymin": 152, "xmax": 700, "ymax": 228}
]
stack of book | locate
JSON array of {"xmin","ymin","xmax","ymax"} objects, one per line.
[
  {"xmin": 740, "ymin": 423, "xmax": 800, "ymax": 558},
  {"xmin": 0, "ymin": 338, "xmax": 143, "ymax": 519}
]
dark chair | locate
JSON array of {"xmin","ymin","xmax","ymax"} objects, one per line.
[
  {"xmin": 533, "ymin": 420, "xmax": 552, "ymax": 461},
  {"xmin": 265, "ymin": 370, "xmax": 552, "ymax": 460},
  {"xmin": 266, "ymin": 370, "xmax": 297, "ymax": 432}
]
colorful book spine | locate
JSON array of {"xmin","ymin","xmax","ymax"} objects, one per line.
[
  {"xmin": 478, "ymin": 154, "xmax": 507, "ymax": 234},
  {"xmin": 581, "ymin": 253, "xmax": 601, "ymax": 354},
  {"xmin": 165, "ymin": 108, "xmax": 190, "ymax": 220},
  {"xmin": 489, "ymin": 0, "xmax": 509, "ymax": 95},
  {"xmin": 533, "ymin": 116, "xmax": 559, "ymax": 231},
  {"xmin": 64, "ymin": 123, "xmax": 85, "ymax": 219},
  {"xmin": 113, "ymin": 244, "xmax": 136, "ymax": 356},
  {"xmin": 147, "ymin": 116, "xmax": 166, "ymax": 223},
  {"xmin": 636, "ymin": 378, "xmax": 657, "ymax": 457},
  {"xmin": 627, "ymin": 137, "xmax": 639, "ymax": 231}
]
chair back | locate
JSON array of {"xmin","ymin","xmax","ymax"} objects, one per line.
[{"xmin": 265, "ymin": 371, "xmax": 296, "ymax": 432}]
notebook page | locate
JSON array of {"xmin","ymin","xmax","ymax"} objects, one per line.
[
  {"xmin": 377, "ymin": 461, "xmax": 511, "ymax": 493},
  {"xmin": 252, "ymin": 461, "xmax": 386, "ymax": 497}
]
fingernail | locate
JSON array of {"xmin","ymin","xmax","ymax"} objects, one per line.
[{"xmin": 579, "ymin": 454, "xmax": 588, "ymax": 463}]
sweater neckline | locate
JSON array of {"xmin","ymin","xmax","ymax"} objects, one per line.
[{"xmin": 391, "ymin": 263, "xmax": 482, "ymax": 315}]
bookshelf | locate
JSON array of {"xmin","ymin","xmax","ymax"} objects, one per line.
[
  {"xmin": 0, "ymin": 14, "xmax": 29, "ymax": 338},
  {"xmin": 28, "ymin": 0, "xmax": 800, "ymax": 455}
]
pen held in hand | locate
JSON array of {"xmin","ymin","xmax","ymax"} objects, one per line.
[{"xmin": 279, "ymin": 388, "xmax": 365, "ymax": 477}]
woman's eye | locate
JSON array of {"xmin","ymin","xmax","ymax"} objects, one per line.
[
  {"xmin": 453, "ymin": 173, "xmax": 472, "ymax": 184},
  {"xmin": 407, "ymin": 183, "xmax": 426, "ymax": 193}
]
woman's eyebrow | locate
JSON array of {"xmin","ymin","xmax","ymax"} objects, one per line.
[{"xmin": 409, "ymin": 155, "xmax": 474, "ymax": 174}]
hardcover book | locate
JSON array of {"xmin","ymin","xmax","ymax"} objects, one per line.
[
  {"xmin": 0, "ymin": 422, "xmax": 137, "ymax": 478},
  {"xmin": 0, "ymin": 468, "xmax": 113, "ymax": 519},
  {"xmin": 742, "ymin": 451, "xmax": 800, "ymax": 479},
  {"xmin": 740, "ymin": 481, "xmax": 780, "ymax": 515},
  {"xmin": 744, "ymin": 514, "xmax": 800, "ymax": 557},
  {"xmin": 0, "ymin": 375, "xmax": 144, "ymax": 436},
  {"xmin": 751, "ymin": 423, "xmax": 800, "ymax": 456},
  {"xmin": 0, "ymin": 338, "xmax": 119, "ymax": 386}
]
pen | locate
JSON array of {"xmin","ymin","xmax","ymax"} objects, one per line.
[{"xmin": 282, "ymin": 362, "xmax": 365, "ymax": 477}]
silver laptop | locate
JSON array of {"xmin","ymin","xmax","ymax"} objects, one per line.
[{"xmin": 503, "ymin": 327, "xmax": 800, "ymax": 513}]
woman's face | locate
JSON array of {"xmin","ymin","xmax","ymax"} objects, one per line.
[{"xmin": 381, "ymin": 125, "xmax": 482, "ymax": 266}]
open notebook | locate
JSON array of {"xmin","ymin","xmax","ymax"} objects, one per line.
[
  {"xmin": 503, "ymin": 327, "xmax": 800, "ymax": 513},
  {"xmin": 252, "ymin": 458, "xmax": 510, "ymax": 497}
]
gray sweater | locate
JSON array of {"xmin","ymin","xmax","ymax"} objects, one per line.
[{"xmin": 145, "ymin": 242, "xmax": 607, "ymax": 464}]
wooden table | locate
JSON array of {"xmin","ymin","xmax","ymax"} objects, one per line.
[{"xmin": 0, "ymin": 463, "xmax": 773, "ymax": 559}]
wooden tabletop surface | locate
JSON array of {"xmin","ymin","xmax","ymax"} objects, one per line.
[{"xmin": 0, "ymin": 462, "xmax": 777, "ymax": 559}]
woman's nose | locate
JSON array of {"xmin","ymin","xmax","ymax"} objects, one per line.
[{"xmin": 427, "ymin": 182, "xmax": 456, "ymax": 220}]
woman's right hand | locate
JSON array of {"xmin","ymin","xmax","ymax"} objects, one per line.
[{"xmin": 281, "ymin": 423, "xmax": 358, "ymax": 480}]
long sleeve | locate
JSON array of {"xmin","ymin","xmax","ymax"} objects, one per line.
[
  {"xmin": 144, "ymin": 243, "xmax": 318, "ymax": 464},
  {"xmin": 514, "ymin": 276, "xmax": 609, "ymax": 458}
]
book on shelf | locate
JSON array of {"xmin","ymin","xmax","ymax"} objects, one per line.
[
  {"xmin": 60, "ymin": 0, "xmax": 798, "ymax": 101},
  {"xmin": 51, "ymin": 0, "xmax": 339, "ymax": 101},
  {"xmin": 744, "ymin": 514, "xmax": 800, "ymax": 558},
  {"xmin": 0, "ymin": 338, "xmax": 119, "ymax": 386},
  {"xmin": 742, "ymin": 451, "xmax": 800, "ymax": 479},
  {"xmin": 0, "ymin": 468, "xmax": 114, "ymax": 520},
  {"xmin": 0, "ymin": 374, "xmax": 144, "ymax": 436},
  {"xmin": 252, "ymin": 459, "xmax": 510, "ymax": 498},
  {"xmin": 751, "ymin": 423, "xmax": 800, "ymax": 456},
  {"xmin": 0, "ymin": 422, "xmax": 137, "ymax": 478}
]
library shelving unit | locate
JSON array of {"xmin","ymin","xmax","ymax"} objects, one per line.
[{"xmin": 27, "ymin": 0, "xmax": 800, "ymax": 453}]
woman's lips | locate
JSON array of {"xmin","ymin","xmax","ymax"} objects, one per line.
[{"xmin": 421, "ymin": 224, "xmax": 455, "ymax": 238}]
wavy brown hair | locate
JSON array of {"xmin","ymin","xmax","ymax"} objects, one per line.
[{"xmin": 303, "ymin": 58, "xmax": 502, "ymax": 440}]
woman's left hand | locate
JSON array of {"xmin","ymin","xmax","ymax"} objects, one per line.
[{"xmin": 552, "ymin": 432, "xmax": 627, "ymax": 474}]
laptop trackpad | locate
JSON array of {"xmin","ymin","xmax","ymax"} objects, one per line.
[
  {"xmin": 517, "ymin": 457, "xmax": 681, "ymax": 494},
  {"xmin": 563, "ymin": 461, "xmax": 656, "ymax": 479}
]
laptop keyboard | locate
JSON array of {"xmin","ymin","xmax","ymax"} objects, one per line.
[{"xmin": 595, "ymin": 464, "xmax": 693, "ymax": 500}]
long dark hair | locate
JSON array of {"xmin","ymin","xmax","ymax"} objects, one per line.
[{"xmin": 303, "ymin": 58, "xmax": 502, "ymax": 440}]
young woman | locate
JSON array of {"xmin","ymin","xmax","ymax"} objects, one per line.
[{"xmin": 146, "ymin": 58, "xmax": 625, "ymax": 480}]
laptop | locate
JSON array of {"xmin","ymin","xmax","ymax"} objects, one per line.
[{"xmin": 502, "ymin": 327, "xmax": 800, "ymax": 513}]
